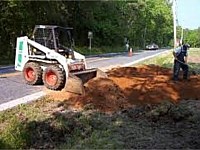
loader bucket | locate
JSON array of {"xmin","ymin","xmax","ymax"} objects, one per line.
[{"xmin": 64, "ymin": 68, "xmax": 107, "ymax": 94}]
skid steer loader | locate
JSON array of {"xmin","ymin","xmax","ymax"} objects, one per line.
[{"xmin": 15, "ymin": 25, "xmax": 107, "ymax": 94}]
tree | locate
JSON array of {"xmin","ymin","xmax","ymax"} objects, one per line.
[{"xmin": 0, "ymin": 0, "xmax": 183, "ymax": 64}]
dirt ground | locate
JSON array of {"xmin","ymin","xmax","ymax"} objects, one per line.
[
  {"xmin": 48, "ymin": 65, "xmax": 200, "ymax": 113},
  {"xmin": 19, "ymin": 64, "xmax": 200, "ymax": 149}
]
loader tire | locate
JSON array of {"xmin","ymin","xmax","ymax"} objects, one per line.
[
  {"xmin": 23, "ymin": 62, "xmax": 43, "ymax": 85},
  {"xmin": 43, "ymin": 65, "xmax": 66, "ymax": 90}
]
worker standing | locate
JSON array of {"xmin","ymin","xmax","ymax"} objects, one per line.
[
  {"xmin": 125, "ymin": 42, "xmax": 129, "ymax": 52},
  {"xmin": 173, "ymin": 43, "xmax": 190, "ymax": 81}
]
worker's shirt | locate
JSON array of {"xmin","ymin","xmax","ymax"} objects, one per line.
[{"xmin": 174, "ymin": 46, "xmax": 188, "ymax": 62}]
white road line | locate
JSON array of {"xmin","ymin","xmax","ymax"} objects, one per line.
[{"xmin": 0, "ymin": 91, "xmax": 45, "ymax": 111}]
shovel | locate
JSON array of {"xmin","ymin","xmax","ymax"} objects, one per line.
[{"xmin": 175, "ymin": 59, "xmax": 196, "ymax": 75}]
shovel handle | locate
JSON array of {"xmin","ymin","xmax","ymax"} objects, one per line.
[{"xmin": 176, "ymin": 59, "xmax": 188, "ymax": 66}]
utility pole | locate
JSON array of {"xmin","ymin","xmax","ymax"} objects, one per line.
[
  {"xmin": 143, "ymin": 25, "xmax": 147, "ymax": 49},
  {"xmin": 181, "ymin": 27, "xmax": 184, "ymax": 44},
  {"xmin": 172, "ymin": 0, "xmax": 177, "ymax": 49}
]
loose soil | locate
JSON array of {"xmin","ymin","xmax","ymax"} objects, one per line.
[{"xmin": 48, "ymin": 65, "xmax": 200, "ymax": 113}]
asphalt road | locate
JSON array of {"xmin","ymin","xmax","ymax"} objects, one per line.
[
  {"xmin": 0, "ymin": 66, "xmax": 15, "ymax": 74},
  {"xmin": 0, "ymin": 49, "xmax": 170, "ymax": 105}
]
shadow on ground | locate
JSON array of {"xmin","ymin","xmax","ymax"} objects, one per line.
[{"xmin": 1, "ymin": 99, "xmax": 200, "ymax": 149}]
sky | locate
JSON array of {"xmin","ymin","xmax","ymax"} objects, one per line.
[{"xmin": 176, "ymin": 0, "xmax": 200, "ymax": 30}]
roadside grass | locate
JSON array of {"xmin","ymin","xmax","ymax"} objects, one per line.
[
  {"xmin": 135, "ymin": 50, "xmax": 174, "ymax": 68},
  {"xmin": 136, "ymin": 48, "xmax": 200, "ymax": 72},
  {"xmin": 75, "ymin": 46, "xmax": 126, "ymax": 55},
  {"xmin": 188, "ymin": 48, "xmax": 200, "ymax": 57},
  {"xmin": 0, "ymin": 48, "xmax": 200, "ymax": 149},
  {"xmin": 0, "ymin": 97, "xmax": 52, "ymax": 149},
  {"xmin": 1, "ymin": 98, "xmax": 200, "ymax": 149},
  {"xmin": 0, "ymin": 63, "xmax": 14, "ymax": 68}
]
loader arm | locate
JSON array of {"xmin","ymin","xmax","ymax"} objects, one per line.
[{"xmin": 27, "ymin": 38, "xmax": 69, "ymax": 72}]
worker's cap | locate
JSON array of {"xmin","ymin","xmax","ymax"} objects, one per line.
[{"xmin": 183, "ymin": 44, "xmax": 190, "ymax": 50}]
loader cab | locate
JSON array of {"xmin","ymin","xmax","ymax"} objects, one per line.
[{"xmin": 32, "ymin": 25, "xmax": 74, "ymax": 58}]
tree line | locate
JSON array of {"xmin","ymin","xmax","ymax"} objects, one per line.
[
  {"xmin": 0, "ymin": 0, "xmax": 199, "ymax": 64},
  {"xmin": 187, "ymin": 28, "xmax": 200, "ymax": 47}
]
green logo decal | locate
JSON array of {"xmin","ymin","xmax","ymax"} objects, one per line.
[
  {"xmin": 18, "ymin": 41, "xmax": 23, "ymax": 65},
  {"xmin": 18, "ymin": 54, "xmax": 22, "ymax": 63},
  {"xmin": 19, "ymin": 41, "xmax": 23, "ymax": 51}
]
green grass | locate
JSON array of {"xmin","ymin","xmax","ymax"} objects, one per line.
[
  {"xmin": 0, "ymin": 97, "xmax": 52, "ymax": 149},
  {"xmin": 75, "ymin": 46, "xmax": 128, "ymax": 55},
  {"xmin": 0, "ymin": 48, "xmax": 200, "ymax": 149},
  {"xmin": 0, "ymin": 98, "xmax": 125, "ymax": 149},
  {"xmin": 135, "ymin": 48, "xmax": 200, "ymax": 71},
  {"xmin": 188, "ymin": 48, "xmax": 200, "ymax": 56},
  {"xmin": 136, "ymin": 50, "xmax": 174, "ymax": 68},
  {"xmin": 1, "ymin": 99, "xmax": 200, "ymax": 149},
  {"xmin": 0, "ymin": 62, "xmax": 14, "ymax": 67}
]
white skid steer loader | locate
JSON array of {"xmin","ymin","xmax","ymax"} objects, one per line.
[{"xmin": 15, "ymin": 25, "xmax": 107, "ymax": 94}]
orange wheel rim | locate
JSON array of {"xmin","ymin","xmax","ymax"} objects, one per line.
[
  {"xmin": 45, "ymin": 71, "xmax": 57, "ymax": 86},
  {"xmin": 25, "ymin": 68, "xmax": 35, "ymax": 81}
]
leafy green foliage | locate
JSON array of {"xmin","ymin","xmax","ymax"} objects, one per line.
[
  {"xmin": 2, "ymin": 0, "xmax": 198, "ymax": 65},
  {"xmin": 177, "ymin": 26, "xmax": 200, "ymax": 47}
]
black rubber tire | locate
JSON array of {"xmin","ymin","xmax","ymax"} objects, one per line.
[
  {"xmin": 43, "ymin": 65, "xmax": 66, "ymax": 90},
  {"xmin": 23, "ymin": 62, "xmax": 43, "ymax": 85}
]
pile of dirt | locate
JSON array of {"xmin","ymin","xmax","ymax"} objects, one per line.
[
  {"xmin": 50, "ymin": 65, "xmax": 200, "ymax": 113},
  {"xmin": 108, "ymin": 65, "xmax": 200, "ymax": 104},
  {"xmin": 65, "ymin": 78, "xmax": 131, "ymax": 112}
]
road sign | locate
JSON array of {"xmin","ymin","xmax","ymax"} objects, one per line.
[
  {"xmin": 88, "ymin": 31, "xmax": 93, "ymax": 39},
  {"xmin": 88, "ymin": 31, "xmax": 93, "ymax": 51}
]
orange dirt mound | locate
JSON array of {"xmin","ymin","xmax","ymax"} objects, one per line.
[
  {"xmin": 66, "ymin": 78, "xmax": 131, "ymax": 112},
  {"xmin": 60, "ymin": 65, "xmax": 200, "ymax": 113}
]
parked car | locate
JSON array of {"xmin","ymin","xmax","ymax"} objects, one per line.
[{"xmin": 145, "ymin": 43, "xmax": 159, "ymax": 50}]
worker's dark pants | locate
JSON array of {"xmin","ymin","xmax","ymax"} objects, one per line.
[{"xmin": 173, "ymin": 60, "xmax": 188, "ymax": 80}]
